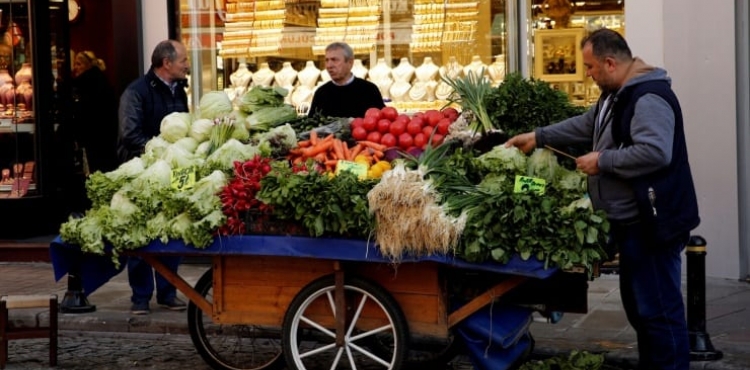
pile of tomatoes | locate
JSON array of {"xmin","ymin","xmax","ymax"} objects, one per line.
[{"xmin": 350, "ymin": 106, "xmax": 460, "ymax": 150}]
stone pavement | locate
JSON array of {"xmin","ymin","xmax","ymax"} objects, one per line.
[{"xmin": 1, "ymin": 262, "xmax": 748, "ymax": 369}]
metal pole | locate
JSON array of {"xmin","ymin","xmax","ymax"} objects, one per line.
[
  {"xmin": 686, "ymin": 235, "xmax": 722, "ymax": 361},
  {"xmin": 59, "ymin": 272, "xmax": 96, "ymax": 314}
]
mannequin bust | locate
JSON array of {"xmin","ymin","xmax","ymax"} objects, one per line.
[
  {"xmin": 274, "ymin": 62, "xmax": 298, "ymax": 88},
  {"xmin": 487, "ymin": 54, "xmax": 506, "ymax": 86},
  {"xmin": 368, "ymin": 58, "xmax": 392, "ymax": 82},
  {"xmin": 352, "ymin": 59, "xmax": 368, "ymax": 79},
  {"xmin": 298, "ymin": 60, "xmax": 321, "ymax": 89},
  {"xmin": 439, "ymin": 56, "xmax": 463, "ymax": 80},
  {"xmin": 464, "ymin": 55, "xmax": 488, "ymax": 78},
  {"xmin": 252, "ymin": 62, "xmax": 275, "ymax": 87},
  {"xmin": 435, "ymin": 81, "xmax": 454, "ymax": 101},
  {"xmin": 230, "ymin": 62, "xmax": 252, "ymax": 89},
  {"xmin": 415, "ymin": 56, "xmax": 439, "ymax": 83},
  {"xmin": 408, "ymin": 82, "xmax": 427, "ymax": 102},
  {"xmin": 391, "ymin": 57, "xmax": 415, "ymax": 83}
]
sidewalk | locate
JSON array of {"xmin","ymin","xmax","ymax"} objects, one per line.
[{"xmin": 1, "ymin": 262, "xmax": 748, "ymax": 369}]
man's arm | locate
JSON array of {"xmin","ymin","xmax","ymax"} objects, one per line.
[
  {"xmin": 118, "ymin": 88, "xmax": 148, "ymax": 154},
  {"xmin": 598, "ymin": 94, "xmax": 675, "ymax": 178}
]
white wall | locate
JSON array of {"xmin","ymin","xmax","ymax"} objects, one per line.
[
  {"xmin": 629, "ymin": 1, "xmax": 740, "ymax": 278},
  {"xmin": 141, "ymin": 1, "xmax": 169, "ymax": 72}
]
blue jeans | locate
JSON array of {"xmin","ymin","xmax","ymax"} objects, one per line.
[
  {"xmin": 127, "ymin": 256, "xmax": 182, "ymax": 304},
  {"xmin": 612, "ymin": 220, "xmax": 690, "ymax": 370}
]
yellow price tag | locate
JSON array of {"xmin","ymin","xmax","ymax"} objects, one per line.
[
  {"xmin": 514, "ymin": 175, "xmax": 546, "ymax": 195},
  {"xmin": 335, "ymin": 160, "xmax": 368, "ymax": 180},
  {"xmin": 171, "ymin": 167, "xmax": 196, "ymax": 190}
]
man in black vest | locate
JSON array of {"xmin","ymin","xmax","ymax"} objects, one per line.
[{"xmin": 506, "ymin": 28, "xmax": 697, "ymax": 370}]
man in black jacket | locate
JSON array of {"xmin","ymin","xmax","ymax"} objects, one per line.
[{"xmin": 117, "ymin": 40, "xmax": 190, "ymax": 315}]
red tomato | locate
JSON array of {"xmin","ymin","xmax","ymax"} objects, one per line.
[
  {"xmin": 413, "ymin": 133, "xmax": 427, "ymax": 149},
  {"xmin": 422, "ymin": 125, "xmax": 436, "ymax": 138},
  {"xmin": 377, "ymin": 119, "xmax": 391, "ymax": 134},
  {"xmin": 407, "ymin": 121, "xmax": 422, "ymax": 136},
  {"xmin": 436, "ymin": 118, "xmax": 452, "ymax": 135},
  {"xmin": 430, "ymin": 134, "xmax": 445, "ymax": 146},
  {"xmin": 352, "ymin": 126, "xmax": 368, "ymax": 141},
  {"xmin": 364, "ymin": 107, "xmax": 382, "ymax": 120},
  {"xmin": 442, "ymin": 107, "xmax": 459, "ymax": 121},
  {"xmin": 380, "ymin": 133, "xmax": 397, "ymax": 148},
  {"xmin": 396, "ymin": 114, "xmax": 410, "ymax": 123},
  {"xmin": 362, "ymin": 116, "xmax": 377, "ymax": 132},
  {"xmin": 351, "ymin": 117, "xmax": 364, "ymax": 129},
  {"xmin": 425, "ymin": 110, "xmax": 443, "ymax": 126},
  {"xmin": 389, "ymin": 120, "xmax": 406, "ymax": 136},
  {"xmin": 398, "ymin": 133, "xmax": 414, "ymax": 149},
  {"xmin": 367, "ymin": 131, "xmax": 382, "ymax": 143},
  {"xmin": 410, "ymin": 116, "xmax": 425, "ymax": 127},
  {"xmin": 381, "ymin": 106, "xmax": 398, "ymax": 121}
]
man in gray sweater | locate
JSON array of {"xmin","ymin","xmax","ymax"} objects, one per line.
[{"xmin": 506, "ymin": 28, "xmax": 698, "ymax": 370}]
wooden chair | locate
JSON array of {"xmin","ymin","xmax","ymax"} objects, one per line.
[{"xmin": 0, "ymin": 295, "xmax": 58, "ymax": 369}]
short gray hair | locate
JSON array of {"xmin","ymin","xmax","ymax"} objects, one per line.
[
  {"xmin": 325, "ymin": 42, "xmax": 354, "ymax": 61},
  {"xmin": 151, "ymin": 40, "xmax": 179, "ymax": 68}
]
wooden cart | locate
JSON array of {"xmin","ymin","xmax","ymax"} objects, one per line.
[{"xmin": 128, "ymin": 235, "xmax": 590, "ymax": 370}]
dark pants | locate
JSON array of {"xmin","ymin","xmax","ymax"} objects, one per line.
[
  {"xmin": 127, "ymin": 256, "xmax": 182, "ymax": 304},
  {"xmin": 611, "ymin": 220, "xmax": 690, "ymax": 370}
]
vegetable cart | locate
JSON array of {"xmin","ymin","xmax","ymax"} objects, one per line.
[{"xmin": 50, "ymin": 234, "xmax": 590, "ymax": 370}]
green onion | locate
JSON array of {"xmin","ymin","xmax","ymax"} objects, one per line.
[{"xmin": 441, "ymin": 68, "xmax": 496, "ymax": 135}]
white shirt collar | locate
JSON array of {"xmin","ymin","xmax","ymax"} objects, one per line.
[{"xmin": 332, "ymin": 74, "xmax": 355, "ymax": 86}]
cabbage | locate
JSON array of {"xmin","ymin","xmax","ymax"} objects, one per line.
[
  {"xmin": 189, "ymin": 118, "xmax": 214, "ymax": 143},
  {"xmin": 199, "ymin": 91, "xmax": 233, "ymax": 120},
  {"xmin": 159, "ymin": 112, "xmax": 192, "ymax": 143},
  {"xmin": 161, "ymin": 144, "xmax": 203, "ymax": 169},
  {"xmin": 195, "ymin": 141, "xmax": 211, "ymax": 158},
  {"xmin": 173, "ymin": 137, "xmax": 200, "ymax": 153},
  {"xmin": 203, "ymin": 139, "xmax": 261, "ymax": 175}
]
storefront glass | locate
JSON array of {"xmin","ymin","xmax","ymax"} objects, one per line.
[
  {"xmin": 176, "ymin": 0, "xmax": 509, "ymax": 113},
  {"xmin": 175, "ymin": 0, "xmax": 625, "ymax": 111},
  {"xmin": 527, "ymin": 0, "xmax": 625, "ymax": 105}
]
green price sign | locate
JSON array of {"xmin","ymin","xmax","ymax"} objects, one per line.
[
  {"xmin": 513, "ymin": 175, "xmax": 546, "ymax": 195},
  {"xmin": 171, "ymin": 167, "xmax": 196, "ymax": 190},
  {"xmin": 335, "ymin": 160, "xmax": 368, "ymax": 180}
]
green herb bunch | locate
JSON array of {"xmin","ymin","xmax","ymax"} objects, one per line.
[
  {"xmin": 257, "ymin": 162, "xmax": 376, "ymax": 237},
  {"xmin": 484, "ymin": 73, "xmax": 587, "ymax": 137}
]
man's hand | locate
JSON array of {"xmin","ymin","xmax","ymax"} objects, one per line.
[
  {"xmin": 575, "ymin": 151, "xmax": 600, "ymax": 175},
  {"xmin": 504, "ymin": 132, "xmax": 536, "ymax": 154}
]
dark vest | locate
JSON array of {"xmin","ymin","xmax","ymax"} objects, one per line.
[{"xmin": 611, "ymin": 80, "xmax": 700, "ymax": 243}]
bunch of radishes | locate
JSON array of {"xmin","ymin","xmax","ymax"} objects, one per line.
[{"xmin": 350, "ymin": 106, "xmax": 460, "ymax": 150}]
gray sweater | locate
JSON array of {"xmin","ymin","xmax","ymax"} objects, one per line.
[{"xmin": 535, "ymin": 59, "xmax": 676, "ymax": 221}]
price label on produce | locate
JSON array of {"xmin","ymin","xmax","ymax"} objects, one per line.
[
  {"xmin": 171, "ymin": 166, "xmax": 196, "ymax": 191},
  {"xmin": 335, "ymin": 160, "xmax": 368, "ymax": 180},
  {"xmin": 514, "ymin": 175, "xmax": 546, "ymax": 195}
]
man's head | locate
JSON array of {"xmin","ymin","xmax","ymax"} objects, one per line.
[
  {"xmin": 151, "ymin": 40, "xmax": 190, "ymax": 83},
  {"xmin": 581, "ymin": 28, "xmax": 632, "ymax": 93},
  {"xmin": 324, "ymin": 42, "xmax": 354, "ymax": 85}
]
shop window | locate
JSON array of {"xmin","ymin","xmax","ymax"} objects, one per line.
[
  {"xmin": 528, "ymin": 0, "xmax": 625, "ymax": 106},
  {"xmin": 175, "ymin": 0, "xmax": 510, "ymax": 113}
]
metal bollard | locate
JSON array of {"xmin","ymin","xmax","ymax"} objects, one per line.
[
  {"xmin": 59, "ymin": 273, "xmax": 96, "ymax": 314},
  {"xmin": 686, "ymin": 235, "xmax": 722, "ymax": 361}
]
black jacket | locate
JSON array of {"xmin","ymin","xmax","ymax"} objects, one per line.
[{"xmin": 117, "ymin": 68, "xmax": 188, "ymax": 163}]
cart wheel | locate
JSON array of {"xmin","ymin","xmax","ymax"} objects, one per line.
[
  {"xmin": 282, "ymin": 275, "xmax": 408, "ymax": 370},
  {"xmin": 188, "ymin": 268, "xmax": 284, "ymax": 370}
]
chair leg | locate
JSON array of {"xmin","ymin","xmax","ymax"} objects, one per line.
[
  {"xmin": 49, "ymin": 297, "xmax": 57, "ymax": 367},
  {"xmin": 1, "ymin": 299, "xmax": 7, "ymax": 370}
]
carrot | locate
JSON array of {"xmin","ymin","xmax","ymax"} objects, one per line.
[
  {"xmin": 314, "ymin": 153, "xmax": 326, "ymax": 162},
  {"xmin": 293, "ymin": 156, "xmax": 304, "ymax": 165},
  {"xmin": 309, "ymin": 130, "xmax": 319, "ymax": 146},
  {"xmin": 342, "ymin": 141, "xmax": 351, "ymax": 160},
  {"xmin": 288, "ymin": 148, "xmax": 303, "ymax": 156},
  {"xmin": 372, "ymin": 150, "xmax": 384, "ymax": 159},
  {"xmin": 322, "ymin": 134, "xmax": 335, "ymax": 142},
  {"xmin": 332, "ymin": 139, "xmax": 345, "ymax": 160},
  {"xmin": 297, "ymin": 140, "xmax": 311, "ymax": 148},
  {"xmin": 325, "ymin": 159, "xmax": 339, "ymax": 167},
  {"xmin": 301, "ymin": 141, "xmax": 333, "ymax": 157},
  {"xmin": 358, "ymin": 140, "xmax": 387, "ymax": 152},
  {"xmin": 349, "ymin": 143, "xmax": 363, "ymax": 159}
]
